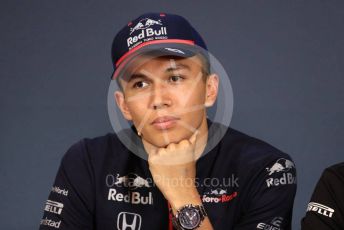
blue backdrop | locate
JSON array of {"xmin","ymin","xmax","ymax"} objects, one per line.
[{"xmin": 1, "ymin": 1, "xmax": 343, "ymax": 229}]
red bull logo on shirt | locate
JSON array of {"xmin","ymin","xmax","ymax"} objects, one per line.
[
  {"xmin": 265, "ymin": 158, "xmax": 296, "ymax": 188},
  {"xmin": 108, "ymin": 188, "xmax": 153, "ymax": 205},
  {"xmin": 106, "ymin": 173, "xmax": 153, "ymax": 205},
  {"xmin": 266, "ymin": 158, "xmax": 295, "ymax": 175},
  {"xmin": 111, "ymin": 173, "xmax": 151, "ymax": 189}
]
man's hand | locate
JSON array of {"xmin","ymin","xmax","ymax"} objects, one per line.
[
  {"xmin": 147, "ymin": 131, "xmax": 202, "ymax": 211},
  {"xmin": 146, "ymin": 130, "xmax": 214, "ymax": 229}
]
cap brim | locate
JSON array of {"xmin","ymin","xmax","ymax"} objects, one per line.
[{"xmin": 111, "ymin": 43, "xmax": 208, "ymax": 80}]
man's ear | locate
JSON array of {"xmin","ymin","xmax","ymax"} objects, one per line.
[
  {"xmin": 204, "ymin": 73, "xmax": 219, "ymax": 107},
  {"xmin": 114, "ymin": 91, "xmax": 133, "ymax": 121}
]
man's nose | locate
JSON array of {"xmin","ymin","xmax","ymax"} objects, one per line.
[{"xmin": 150, "ymin": 82, "xmax": 172, "ymax": 110}]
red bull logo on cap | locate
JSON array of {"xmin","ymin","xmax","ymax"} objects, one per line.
[
  {"xmin": 127, "ymin": 18, "xmax": 168, "ymax": 49},
  {"xmin": 130, "ymin": 18, "xmax": 163, "ymax": 34}
]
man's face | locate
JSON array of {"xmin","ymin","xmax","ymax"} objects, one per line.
[{"xmin": 115, "ymin": 54, "xmax": 218, "ymax": 147}]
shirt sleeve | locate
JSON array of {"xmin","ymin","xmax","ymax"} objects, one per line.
[
  {"xmin": 234, "ymin": 157, "xmax": 297, "ymax": 230},
  {"xmin": 39, "ymin": 139, "xmax": 95, "ymax": 230},
  {"xmin": 301, "ymin": 166, "xmax": 344, "ymax": 230}
]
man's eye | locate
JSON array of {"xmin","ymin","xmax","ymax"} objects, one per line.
[
  {"xmin": 169, "ymin": 75, "xmax": 184, "ymax": 82},
  {"xmin": 133, "ymin": 81, "xmax": 148, "ymax": 88}
]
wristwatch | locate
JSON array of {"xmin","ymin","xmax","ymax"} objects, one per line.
[{"xmin": 171, "ymin": 204, "xmax": 207, "ymax": 230}]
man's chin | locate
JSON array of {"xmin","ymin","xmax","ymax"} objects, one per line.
[
  {"xmin": 147, "ymin": 134, "xmax": 187, "ymax": 148},
  {"xmin": 142, "ymin": 124, "xmax": 197, "ymax": 147}
]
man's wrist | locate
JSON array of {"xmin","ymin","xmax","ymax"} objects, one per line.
[
  {"xmin": 170, "ymin": 203, "xmax": 208, "ymax": 230},
  {"xmin": 169, "ymin": 189, "xmax": 202, "ymax": 214}
]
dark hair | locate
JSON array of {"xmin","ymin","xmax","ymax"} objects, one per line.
[{"xmin": 195, "ymin": 52, "xmax": 211, "ymax": 80}]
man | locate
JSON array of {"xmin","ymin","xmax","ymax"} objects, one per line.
[
  {"xmin": 39, "ymin": 12, "xmax": 297, "ymax": 229},
  {"xmin": 301, "ymin": 162, "xmax": 344, "ymax": 229}
]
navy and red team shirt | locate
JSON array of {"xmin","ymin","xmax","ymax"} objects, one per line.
[{"xmin": 39, "ymin": 120, "xmax": 297, "ymax": 230}]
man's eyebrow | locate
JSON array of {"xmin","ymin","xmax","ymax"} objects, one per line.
[
  {"xmin": 126, "ymin": 73, "xmax": 149, "ymax": 82},
  {"xmin": 165, "ymin": 63, "xmax": 191, "ymax": 72},
  {"xmin": 125, "ymin": 63, "xmax": 190, "ymax": 81}
]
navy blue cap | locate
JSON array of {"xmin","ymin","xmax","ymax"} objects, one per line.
[{"xmin": 111, "ymin": 12, "xmax": 208, "ymax": 79}]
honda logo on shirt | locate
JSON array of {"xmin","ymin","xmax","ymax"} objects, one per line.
[{"xmin": 117, "ymin": 212, "xmax": 142, "ymax": 230}]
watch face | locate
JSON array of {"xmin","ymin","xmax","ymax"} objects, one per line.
[{"xmin": 178, "ymin": 207, "xmax": 201, "ymax": 229}]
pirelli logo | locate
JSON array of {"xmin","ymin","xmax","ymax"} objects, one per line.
[
  {"xmin": 44, "ymin": 200, "xmax": 64, "ymax": 215},
  {"xmin": 307, "ymin": 202, "xmax": 334, "ymax": 218}
]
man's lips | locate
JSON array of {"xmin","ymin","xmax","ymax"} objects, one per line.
[{"xmin": 151, "ymin": 116, "xmax": 180, "ymax": 130}]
